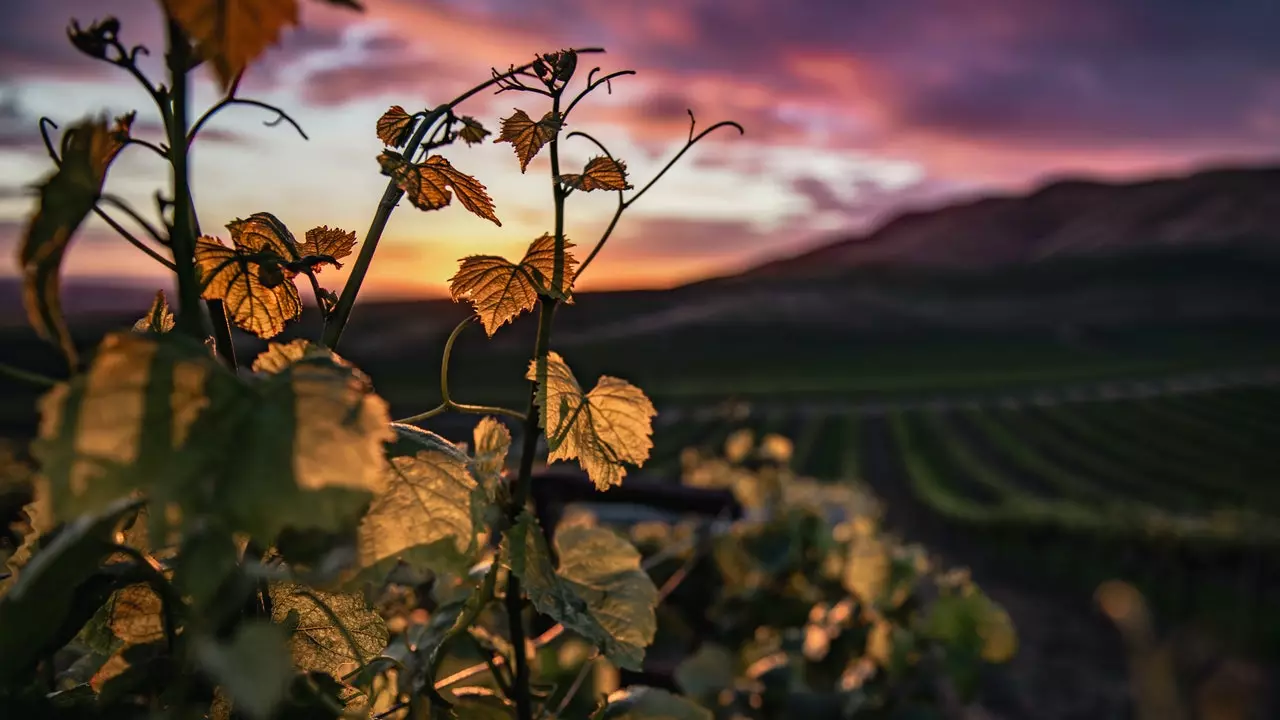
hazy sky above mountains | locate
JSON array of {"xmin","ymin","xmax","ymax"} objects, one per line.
[{"xmin": 1, "ymin": 0, "xmax": 1277, "ymax": 297}]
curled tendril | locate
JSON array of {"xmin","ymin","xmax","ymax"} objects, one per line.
[{"xmin": 38, "ymin": 117, "xmax": 60, "ymax": 165}]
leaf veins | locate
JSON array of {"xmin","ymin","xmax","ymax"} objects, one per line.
[
  {"xmin": 298, "ymin": 225, "xmax": 357, "ymax": 272},
  {"xmin": 560, "ymin": 156, "xmax": 633, "ymax": 192},
  {"xmin": 162, "ymin": 0, "xmax": 297, "ymax": 91},
  {"xmin": 377, "ymin": 151, "xmax": 500, "ymax": 226},
  {"xmin": 449, "ymin": 234, "xmax": 578, "ymax": 336},
  {"xmin": 196, "ymin": 235, "xmax": 301, "ymax": 339},
  {"xmin": 20, "ymin": 113, "xmax": 132, "ymax": 367},
  {"xmin": 526, "ymin": 352, "xmax": 655, "ymax": 490},
  {"xmin": 495, "ymin": 109, "xmax": 561, "ymax": 173},
  {"xmin": 376, "ymin": 105, "xmax": 415, "ymax": 148},
  {"xmin": 133, "ymin": 290, "xmax": 176, "ymax": 334}
]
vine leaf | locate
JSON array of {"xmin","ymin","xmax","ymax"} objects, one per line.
[
  {"xmin": 495, "ymin": 109, "xmax": 561, "ymax": 173},
  {"xmin": 20, "ymin": 113, "xmax": 132, "ymax": 367},
  {"xmin": 231, "ymin": 352, "xmax": 393, "ymax": 539},
  {"xmin": 32, "ymin": 332, "xmax": 240, "ymax": 524},
  {"xmin": 674, "ymin": 643, "xmax": 735, "ymax": 704},
  {"xmin": 449, "ymin": 234, "xmax": 578, "ymax": 336},
  {"xmin": 526, "ymin": 352, "xmax": 655, "ymax": 490},
  {"xmin": 597, "ymin": 686, "xmax": 712, "ymax": 719},
  {"xmin": 0, "ymin": 479, "xmax": 55, "ymax": 598},
  {"xmin": 457, "ymin": 116, "xmax": 490, "ymax": 145},
  {"xmin": 560, "ymin": 156, "xmax": 633, "ymax": 192},
  {"xmin": 195, "ymin": 214, "xmax": 304, "ymax": 338},
  {"xmin": 270, "ymin": 583, "xmax": 388, "ymax": 684},
  {"xmin": 377, "ymin": 151, "xmax": 501, "ymax": 226},
  {"xmin": 355, "ymin": 424, "xmax": 478, "ymax": 582},
  {"xmin": 90, "ymin": 583, "xmax": 167, "ymax": 690},
  {"xmin": 470, "ymin": 417, "xmax": 510, "ymax": 495},
  {"xmin": 375, "ymin": 105, "xmax": 415, "ymax": 148},
  {"xmin": 162, "ymin": 0, "xmax": 360, "ymax": 90},
  {"xmin": 924, "ymin": 587, "xmax": 1018, "ymax": 665},
  {"xmin": 251, "ymin": 338, "xmax": 319, "ymax": 373},
  {"xmin": 133, "ymin": 290, "xmax": 176, "ymax": 334},
  {"xmin": 298, "ymin": 225, "xmax": 357, "ymax": 272},
  {"xmin": 196, "ymin": 621, "xmax": 296, "ymax": 720},
  {"xmin": 505, "ymin": 511, "xmax": 657, "ymax": 670}
]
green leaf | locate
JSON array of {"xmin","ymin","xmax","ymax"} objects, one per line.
[
  {"xmin": 924, "ymin": 587, "xmax": 1017, "ymax": 665},
  {"xmin": 229, "ymin": 352, "xmax": 393, "ymax": 539},
  {"xmin": 132, "ymin": 290, "xmax": 175, "ymax": 334},
  {"xmin": 19, "ymin": 113, "xmax": 132, "ymax": 368},
  {"xmin": 0, "ymin": 497, "xmax": 142, "ymax": 685},
  {"xmin": 196, "ymin": 621, "xmax": 296, "ymax": 720},
  {"xmin": 597, "ymin": 686, "xmax": 712, "ymax": 719},
  {"xmin": 674, "ymin": 643, "xmax": 735, "ymax": 703},
  {"xmin": 32, "ymin": 332, "xmax": 241, "ymax": 524},
  {"xmin": 526, "ymin": 352, "xmax": 656, "ymax": 490},
  {"xmin": 505, "ymin": 511, "xmax": 657, "ymax": 670},
  {"xmin": 270, "ymin": 583, "xmax": 388, "ymax": 681},
  {"xmin": 355, "ymin": 424, "xmax": 478, "ymax": 581}
]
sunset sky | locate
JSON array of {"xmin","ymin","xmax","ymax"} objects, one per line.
[{"xmin": 1, "ymin": 0, "xmax": 1278, "ymax": 298}]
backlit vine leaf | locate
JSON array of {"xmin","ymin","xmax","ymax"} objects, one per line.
[
  {"xmin": 449, "ymin": 234, "xmax": 578, "ymax": 336},
  {"xmin": 132, "ymin": 290, "xmax": 175, "ymax": 334},
  {"xmin": 598, "ymin": 686, "xmax": 712, "ymax": 720},
  {"xmin": 560, "ymin": 156, "xmax": 633, "ymax": 192},
  {"xmin": 162, "ymin": 0, "xmax": 361, "ymax": 90},
  {"xmin": 356, "ymin": 424, "xmax": 478, "ymax": 581},
  {"xmin": 32, "ymin": 332, "xmax": 240, "ymax": 524},
  {"xmin": 458, "ymin": 116, "xmax": 490, "ymax": 145},
  {"xmin": 231, "ymin": 353, "xmax": 394, "ymax": 539},
  {"xmin": 0, "ymin": 479, "xmax": 55, "ymax": 598},
  {"xmin": 298, "ymin": 225, "xmax": 357, "ymax": 272},
  {"xmin": 195, "ymin": 234, "xmax": 301, "ymax": 339},
  {"xmin": 470, "ymin": 417, "xmax": 510, "ymax": 492},
  {"xmin": 505, "ymin": 511, "xmax": 657, "ymax": 670},
  {"xmin": 376, "ymin": 105, "xmax": 414, "ymax": 148},
  {"xmin": 270, "ymin": 582, "xmax": 388, "ymax": 682},
  {"xmin": 90, "ymin": 583, "xmax": 167, "ymax": 690},
  {"xmin": 251, "ymin": 338, "xmax": 321, "ymax": 373},
  {"xmin": 20, "ymin": 113, "xmax": 132, "ymax": 367},
  {"xmin": 377, "ymin": 151, "xmax": 500, "ymax": 226},
  {"xmin": 495, "ymin": 109, "xmax": 561, "ymax": 173},
  {"xmin": 526, "ymin": 352, "xmax": 655, "ymax": 490}
]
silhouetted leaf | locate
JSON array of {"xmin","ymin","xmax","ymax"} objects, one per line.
[
  {"xmin": 298, "ymin": 225, "xmax": 357, "ymax": 272},
  {"xmin": 132, "ymin": 290, "xmax": 175, "ymax": 334},
  {"xmin": 560, "ymin": 156, "xmax": 632, "ymax": 192},
  {"xmin": 597, "ymin": 686, "xmax": 711, "ymax": 719},
  {"xmin": 375, "ymin": 105, "xmax": 414, "ymax": 148},
  {"xmin": 20, "ymin": 113, "xmax": 131, "ymax": 366},
  {"xmin": 0, "ymin": 479, "xmax": 53, "ymax": 598},
  {"xmin": 356, "ymin": 424, "xmax": 478, "ymax": 581},
  {"xmin": 505, "ymin": 511, "xmax": 657, "ymax": 670},
  {"xmin": 458, "ymin": 116, "xmax": 490, "ymax": 145},
  {"xmin": 377, "ymin": 151, "xmax": 500, "ymax": 226},
  {"xmin": 196, "ymin": 621, "xmax": 295, "ymax": 720},
  {"xmin": 270, "ymin": 583, "xmax": 388, "ymax": 681},
  {"xmin": 495, "ymin": 109, "xmax": 561, "ymax": 173},
  {"xmin": 449, "ymin": 234, "xmax": 578, "ymax": 336},
  {"xmin": 526, "ymin": 352, "xmax": 655, "ymax": 490}
]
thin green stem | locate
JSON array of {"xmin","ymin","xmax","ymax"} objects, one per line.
[
  {"xmin": 163, "ymin": 18, "xmax": 205, "ymax": 341},
  {"xmin": 91, "ymin": 205, "xmax": 176, "ymax": 271},
  {"xmin": 395, "ymin": 317, "xmax": 527, "ymax": 424}
]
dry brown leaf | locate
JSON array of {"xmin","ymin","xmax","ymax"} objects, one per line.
[
  {"xmin": 375, "ymin": 105, "xmax": 414, "ymax": 148},
  {"xmin": 495, "ymin": 109, "xmax": 561, "ymax": 173},
  {"xmin": 560, "ymin": 156, "xmax": 633, "ymax": 192},
  {"xmin": 20, "ymin": 113, "xmax": 132, "ymax": 366},
  {"xmin": 448, "ymin": 234, "xmax": 577, "ymax": 335},
  {"xmin": 377, "ymin": 152, "xmax": 500, "ymax": 226},
  {"xmin": 526, "ymin": 352, "xmax": 655, "ymax": 490}
]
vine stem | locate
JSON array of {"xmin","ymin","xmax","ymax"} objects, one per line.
[
  {"xmin": 322, "ymin": 47, "xmax": 608, "ymax": 352},
  {"xmin": 395, "ymin": 316, "xmax": 527, "ymax": 423},
  {"xmin": 505, "ymin": 298, "xmax": 558, "ymax": 720},
  {"xmin": 163, "ymin": 19, "xmax": 204, "ymax": 341}
]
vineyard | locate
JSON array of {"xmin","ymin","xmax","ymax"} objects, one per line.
[{"xmin": 417, "ymin": 378, "xmax": 1280, "ymax": 664}]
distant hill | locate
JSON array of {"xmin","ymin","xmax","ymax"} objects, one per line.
[{"xmin": 733, "ymin": 164, "xmax": 1280, "ymax": 281}]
